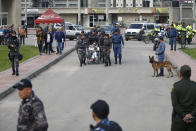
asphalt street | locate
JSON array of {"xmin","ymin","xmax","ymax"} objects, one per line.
[{"xmin": 0, "ymin": 40, "xmax": 178, "ymax": 131}]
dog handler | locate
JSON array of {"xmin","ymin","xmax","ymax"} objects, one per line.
[
  {"xmin": 156, "ymin": 36, "xmax": 166, "ymax": 77},
  {"xmin": 171, "ymin": 65, "xmax": 196, "ymax": 131}
]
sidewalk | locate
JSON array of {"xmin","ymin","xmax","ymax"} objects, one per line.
[
  {"xmin": 0, "ymin": 44, "xmax": 75, "ymax": 100},
  {"xmin": 165, "ymin": 40, "xmax": 196, "ymax": 81}
]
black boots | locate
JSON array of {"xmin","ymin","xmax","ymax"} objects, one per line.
[
  {"xmin": 157, "ymin": 68, "xmax": 164, "ymax": 77},
  {"xmin": 108, "ymin": 58, "xmax": 111, "ymax": 66},
  {"xmin": 12, "ymin": 68, "xmax": 19, "ymax": 76},
  {"xmin": 119, "ymin": 58, "xmax": 121, "ymax": 65},
  {"xmin": 115, "ymin": 57, "xmax": 117, "ymax": 64},
  {"xmin": 16, "ymin": 68, "xmax": 19, "ymax": 76}
]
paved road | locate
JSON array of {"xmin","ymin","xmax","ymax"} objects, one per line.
[{"xmin": 0, "ymin": 40, "xmax": 178, "ymax": 131}]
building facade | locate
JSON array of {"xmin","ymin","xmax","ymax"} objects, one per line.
[
  {"xmin": 0, "ymin": 0, "xmax": 21, "ymax": 27},
  {"xmin": 21, "ymin": 0, "xmax": 195, "ymax": 28}
]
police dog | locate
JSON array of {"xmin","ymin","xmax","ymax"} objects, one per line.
[{"xmin": 149, "ymin": 56, "xmax": 177, "ymax": 77}]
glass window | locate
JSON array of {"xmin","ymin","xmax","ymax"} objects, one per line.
[
  {"xmin": 75, "ymin": 26, "xmax": 85, "ymax": 30},
  {"xmin": 147, "ymin": 24, "xmax": 154, "ymax": 29},
  {"xmin": 129, "ymin": 24, "xmax": 143, "ymax": 29},
  {"xmin": 2, "ymin": 14, "xmax": 7, "ymax": 25}
]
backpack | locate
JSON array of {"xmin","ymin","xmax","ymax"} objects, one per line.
[{"xmin": 19, "ymin": 29, "xmax": 26, "ymax": 36}]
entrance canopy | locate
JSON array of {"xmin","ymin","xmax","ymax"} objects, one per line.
[{"xmin": 34, "ymin": 9, "xmax": 63, "ymax": 24}]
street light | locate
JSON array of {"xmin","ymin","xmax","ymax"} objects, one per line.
[{"xmin": 25, "ymin": 0, "xmax": 27, "ymax": 25}]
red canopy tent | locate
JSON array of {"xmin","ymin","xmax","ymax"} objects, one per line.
[{"xmin": 34, "ymin": 9, "xmax": 63, "ymax": 24}]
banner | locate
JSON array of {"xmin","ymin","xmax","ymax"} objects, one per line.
[{"xmin": 88, "ymin": 8, "xmax": 105, "ymax": 14}]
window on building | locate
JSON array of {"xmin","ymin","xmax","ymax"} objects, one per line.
[
  {"xmin": 0, "ymin": 14, "xmax": 8, "ymax": 25},
  {"xmin": 142, "ymin": 18, "xmax": 148, "ymax": 21},
  {"xmin": 135, "ymin": 18, "xmax": 140, "ymax": 21},
  {"xmin": 143, "ymin": 0, "xmax": 150, "ymax": 7}
]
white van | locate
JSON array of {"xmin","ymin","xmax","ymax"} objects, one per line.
[
  {"xmin": 65, "ymin": 24, "xmax": 90, "ymax": 40},
  {"xmin": 124, "ymin": 23, "xmax": 155, "ymax": 41}
]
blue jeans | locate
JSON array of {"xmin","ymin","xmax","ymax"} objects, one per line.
[
  {"xmin": 170, "ymin": 37, "xmax": 176, "ymax": 50},
  {"xmin": 56, "ymin": 42, "xmax": 62, "ymax": 54},
  {"xmin": 113, "ymin": 44, "xmax": 122, "ymax": 59}
]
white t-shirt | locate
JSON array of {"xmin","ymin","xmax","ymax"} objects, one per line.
[{"xmin": 47, "ymin": 34, "xmax": 50, "ymax": 43}]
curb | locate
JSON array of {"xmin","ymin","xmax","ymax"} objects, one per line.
[{"xmin": 0, "ymin": 47, "xmax": 75, "ymax": 101}]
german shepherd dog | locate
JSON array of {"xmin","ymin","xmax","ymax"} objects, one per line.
[{"xmin": 149, "ymin": 56, "xmax": 177, "ymax": 77}]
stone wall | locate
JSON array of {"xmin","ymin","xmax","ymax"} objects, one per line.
[
  {"xmin": 60, "ymin": 14, "xmax": 77, "ymax": 24},
  {"xmin": 116, "ymin": 14, "xmax": 154, "ymax": 26},
  {"xmin": 1, "ymin": 0, "xmax": 21, "ymax": 27}
]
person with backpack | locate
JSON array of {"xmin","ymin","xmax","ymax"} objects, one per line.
[
  {"xmin": 19, "ymin": 26, "xmax": 26, "ymax": 45},
  {"xmin": 90, "ymin": 100, "xmax": 123, "ymax": 131}
]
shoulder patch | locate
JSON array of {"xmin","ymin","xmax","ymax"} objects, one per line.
[{"xmin": 38, "ymin": 113, "xmax": 44, "ymax": 119}]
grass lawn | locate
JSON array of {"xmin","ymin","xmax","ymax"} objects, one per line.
[
  {"xmin": 181, "ymin": 48, "xmax": 196, "ymax": 60},
  {"xmin": 0, "ymin": 45, "xmax": 39, "ymax": 72}
]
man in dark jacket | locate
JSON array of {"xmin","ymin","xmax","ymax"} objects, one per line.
[
  {"xmin": 55, "ymin": 28, "xmax": 65, "ymax": 55},
  {"xmin": 168, "ymin": 24, "xmax": 178, "ymax": 51},
  {"xmin": 171, "ymin": 65, "xmax": 196, "ymax": 131},
  {"xmin": 44, "ymin": 29, "xmax": 53, "ymax": 54},
  {"xmin": 112, "ymin": 30, "xmax": 124, "ymax": 64},
  {"xmin": 89, "ymin": 31, "xmax": 98, "ymax": 46},
  {"xmin": 90, "ymin": 100, "xmax": 123, "ymax": 131},
  {"xmin": 103, "ymin": 34, "xmax": 112, "ymax": 67},
  {"xmin": 76, "ymin": 34, "xmax": 88, "ymax": 67},
  {"xmin": 98, "ymin": 31, "xmax": 105, "ymax": 63},
  {"xmin": 13, "ymin": 79, "xmax": 48, "ymax": 131},
  {"xmin": 8, "ymin": 31, "xmax": 20, "ymax": 76}
]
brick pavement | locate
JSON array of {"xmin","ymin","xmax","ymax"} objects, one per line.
[
  {"xmin": 165, "ymin": 39, "xmax": 196, "ymax": 81},
  {"xmin": 0, "ymin": 44, "xmax": 75, "ymax": 99}
]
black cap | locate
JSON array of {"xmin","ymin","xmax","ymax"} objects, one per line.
[
  {"xmin": 13, "ymin": 79, "xmax": 32, "ymax": 90},
  {"xmin": 171, "ymin": 24, "xmax": 174, "ymax": 27},
  {"xmin": 90, "ymin": 100, "xmax": 109, "ymax": 119}
]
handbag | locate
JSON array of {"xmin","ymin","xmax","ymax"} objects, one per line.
[{"xmin": 18, "ymin": 53, "xmax": 23, "ymax": 61}]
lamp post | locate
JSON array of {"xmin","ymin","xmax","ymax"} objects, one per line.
[
  {"xmin": 78, "ymin": 0, "xmax": 81, "ymax": 25},
  {"xmin": 106, "ymin": 0, "xmax": 109, "ymax": 25},
  {"xmin": 193, "ymin": 0, "xmax": 195, "ymax": 28},
  {"xmin": 25, "ymin": 0, "xmax": 27, "ymax": 25}
]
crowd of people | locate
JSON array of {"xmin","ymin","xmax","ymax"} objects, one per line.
[
  {"xmin": 76, "ymin": 24, "xmax": 124, "ymax": 67},
  {"xmin": 36, "ymin": 25, "xmax": 65, "ymax": 55}
]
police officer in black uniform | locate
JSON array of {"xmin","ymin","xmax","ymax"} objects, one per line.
[
  {"xmin": 13, "ymin": 79, "xmax": 48, "ymax": 131},
  {"xmin": 89, "ymin": 31, "xmax": 98, "ymax": 46},
  {"xmin": 90, "ymin": 100, "xmax": 123, "ymax": 131},
  {"xmin": 76, "ymin": 34, "xmax": 88, "ymax": 67},
  {"xmin": 8, "ymin": 31, "xmax": 20, "ymax": 76},
  {"xmin": 103, "ymin": 34, "xmax": 112, "ymax": 67},
  {"xmin": 98, "ymin": 31, "xmax": 105, "ymax": 63},
  {"xmin": 171, "ymin": 65, "xmax": 196, "ymax": 131}
]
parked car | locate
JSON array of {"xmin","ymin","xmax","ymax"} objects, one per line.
[
  {"xmin": 65, "ymin": 24, "xmax": 89, "ymax": 40},
  {"xmin": 124, "ymin": 23, "xmax": 155, "ymax": 41},
  {"xmin": 100, "ymin": 25, "xmax": 113, "ymax": 36}
]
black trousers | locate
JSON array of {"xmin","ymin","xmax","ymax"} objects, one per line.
[
  {"xmin": 10, "ymin": 55, "xmax": 19, "ymax": 73},
  {"xmin": 45, "ymin": 42, "xmax": 52, "ymax": 54},
  {"xmin": 38, "ymin": 44, "xmax": 43, "ymax": 54},
  {"xmin": 20, "ymin": 36, "xmax": 25, "ymax": 45},
  {"xmin": 0, "ymin": 36, "xmax": 3, "ymax": 45},
  {"xmin": 171, "ymin": 115, "xmax": 196, "ymax": 131}
]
